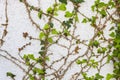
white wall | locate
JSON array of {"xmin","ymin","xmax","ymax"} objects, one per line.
[{"xmin": 0, "ymin": 0, "xmax": 114, "ymax": 80}]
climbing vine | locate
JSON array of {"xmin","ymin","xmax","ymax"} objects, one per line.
[{"xmin": 0, "ymin": 0, "xmax": 120, "ymax": 80}]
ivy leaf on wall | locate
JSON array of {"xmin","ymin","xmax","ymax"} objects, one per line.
[
  {"xmin": 70, "ymin": 0, "xmax": 84, "ymax": 4},
  {"xmin": 39, "ymin": 32, "xmax": 45, "ymax": 40},
  {"xmin": 106, "ymin": 73, "xmax": 113, "ymax": 80},
  {"xmin": 65, "ymin": 11, "xmax": 73, "ymax": 18},
  {"xmin": 59, "ymin": 4, "xmax": 66, "ymax": 11},
  {"xmin": 51, "ymin": 29, "xmax": 58, "ymax": 34},
  {"xmin": 95, "ymin": 73, "xmax": 104, "ymax": 79},
  {"xmin": 6, "ymin": 72, "xmax": 16, "ymax": 79},
  {"xmin": 48, "ymin": 37, "xmax": 53, "ymax": 43},
  {"xmin": 38, "ymin": 10, "xmax": 43, "ymax": 19},
  {"xmin": 44, "ymin": 24, "xmax": 50, "ymax": 30},
  {"xmin": 47, "ymin": 7, "xmax": 53, "ymax": 14},
  {"xmin": 59, "ymin": 0, "xmax": 67, "ymax": 4}
]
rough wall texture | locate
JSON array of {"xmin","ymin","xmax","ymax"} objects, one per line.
[{"xmin": 0, "ymin": 0, "xmax": 114, "ymax": 80}]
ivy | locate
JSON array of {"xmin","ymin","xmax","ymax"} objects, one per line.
[
  {"xmin": 44, "ymin": 24, "xmax": 50, "ymax": 30},
  {"xmin": 106, "ymin": 73, "xmax": 113, "ymax": 80},
  {"xmin": 63, "ymin": 29, "xmax": 70, "ymax": 36},
  {"xmin": 95, "ymin": 73, "xmax": 104, "ymax": 80},
  {"xmin": 38, "ymin": 10, "xmax": 43, "ymax": 19},
  {"xmin": 59, "ymin": 3, "xmax": 66, "ymax": 11},
  {"xmin": 2, "ymin": 0, "xmax": 120, "ymax": 80},
  {"xmin": 48, "ymin": 22, "xmax": 54, "ymax": 28},
  {"xmin": 97, "ymin": 47, "xmax": 107, "ymax": 54},
  {"xmin": 75, "ymin": 13, "xmax": 79, "ymax": 22},
  {"xmin": 59, "ymin": 0, "xmax": 67, "ymax": 4},
  {"xmin": 89, "ymin": 59, "xmax": 98, "ymax": 68},
  {"xmin": 109, "ymin": 32, "xmax": 115, "ymax": 38},
  {"xmin": 47, "ymin": 7, "xmax": 53, "ymax": 14},
  {"xmin": 91, "ymin": 0, "xmax": 108, "ymax": 18},
  {"xmin": 112, "ymin": 22, "xmax": 120, "ymax": 79},
  {"xmin": 70, "ymin": 0, "xmax": 84, "ymax": 4},
  {"xmin": 29, "ymin": 74, "xmax": 35, "ymax": 80},
  {"xmin": 48, "ymin": 37, "xmax": 53, "ymax": 43},
  {"xmin": 82, "ymin": 73, "xmax": 104, "ymax": 80},
  {"xmin": 82, "ymin": 18, "xmax": 88, "ymax": 23},
  {"xmin": 33, "ymin": 67, "xmax": 45, "ymax": 75},
  {"xmin": 39, "ymin": 32, "xmax": 45, "ymax": 40},
  {"xmin": 62, "ymin": 18, "xmax": 73, "ymax": 30},
  {"xmin": 65, "ymin": 11, "xmax": 73, "ymax": 18},
  {"xmin": 6, "ymin": 72, "xmax": 16, "ymax": 79},
  {"xmin": 76, "ymin": 59, "xmax": 87, "ymax": 65},
  {"xmin": 76, "ymin": 59, "xmax": 81, "ymax": 64},
  {"xmin": 51, "ymin": 29, "xmax": 58, "ymax": 34},
  {"xmin": 99, "ymin": 9, "xmax": 107, "ymax": 18},
  {"xmin": 89, "ymin": 40, "xmax": 99, "ymax": 48},
  {"xmin": 30, "ymin": 6, "xmax": 34, "ymax": 11},
  {"xmin": 90, "ymin": 16, "xmax": 97, "ymax": 26}
]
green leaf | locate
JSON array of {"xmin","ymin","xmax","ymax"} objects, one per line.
[
  {"xmin": 109, "ymin": 32, "xmax": 115, "ymax": 37},
  {"xmin": 45, "ymin": 56, "xmax": 50, "ymax": 61},
  {"xmin": 81, "ymin": 59, "xmax": 87, "ymax": 63},
  {"xmin": 91, "ymin": 16, "xmax": 96, "ymax": 25},
  {"xmin": 48, "ymin": 22, "xmax": 54, "ymax": 28},
  {"xmin": 82, "ymin": 72, "xmax": 88, "ymax": 79},
  {"xmin": 39, "ymin": 51, "xmax": 44, "ymax": 56},
  {"xmin": 82, "ymin": 18, "xmax": 87, "ymax": 23},
  {"xmin": 29, "ymin": 74, "xmax": 35, "ymax": 80},
  {"xmin": 97, "ymin": 31, "xmax": 103, "ymax": 36},
  {"xmin": 30, "ymin": 6, "xmax": 34, "ymax": 10},
  {"xmin": 75, "ymin": 14, "xmax": 79, "ymax": 22},
  {"xmin": 59, "ymin": 0, "xmax": 67, "ymax": 4},
  {"xmin": 97, "ymin": 47, "xmax": 107, "ymax": 53},
  {"xmin": 62, "ymin": 19, "xmax": 73, "ymax": 29},
  {"xmin": 106, "ymin": 73, "xmax": 113, "ymax": 80},
  {"xmin": 95, "ymin": 0, "xmax": 100, "ymax": 5},
  {"xmin": 38, "ymin": 10, "xmax": 43, "ymax": 19},
  {"xmin": 44, "ymin": 24, "xmax": 50, "ymax": 30},
  {"xmin": 89, "ymin": 40, "xmax": 99, "ymax": 48},
  {"xmin": 63, "ymin": 29, "xmax": 70, "ymax": 36},
  {"xmin": 48, "ymin": 37, "xmax": 53, "ymax": 43},
  {"xmin": 47, "ymin": 7, "xmax": 53, "ymax": 14},
  {"xmin": 98, "ymin": 2, "xmax": 107, "ymax": 8},
  {"xmin": 100, "ymin": 10, "xmax": 107, "ymax": 18},
  {"xmin": 6, "ymin": 72, "xmax": 16, "ymax": 78},
  {"xmin": 41, "ymin": 46, "xmax": 45, "ymax": 50},
  {"xmin": 40, "ymin": 40, "xmax": 45, "ymax": 45},
  {"xmin": 39, "ymin": 32, "xmax": 45, "ymax": 40},
  {"xmin": 95, "ymin": 73, "xmax": 104, "ymax": 79},
  {"xmin": 107, "ymin": 55, "xmax": 112, "ymax": 63},
  {"xmin": 36, "ymin": 57, "xmax": 43, "ymax": 63},
  {"xmin": 23, "ymin": 55, "xmax": 30, "ymax": 64},
  {"xmin": 33, "ymin": 68, "xmax": 45, "ymax": 75},
  {"xmin": 51, "ymin": 29, "xmax": 58, "ymax": 34},
  {"xmin": 54, "ymin": 12, "xmax": 58, "ymax": 16},
  {"xmin": 108, "ymin": 0, "xmax": 115, "ymax": 8},
  {"xmin": 65, "ymin": 11, "xmax": 73, "ymax": 18},
  {"xmin": 89, "ymin": 59, "xmax": 98, "ymax": 68},
  {"xmin": 59, "ymin": 4, "xmax": 66, "ymax": 11},
  {"xmin": 109, "ymin": 26, "xmax": 115, "ymax": 31},
  {"xmin": 76, "ymin": 59, "xmax": 81, "ymax": 64},
  {"xmin": 28, "ymin": 54, "xmax": 35, "ymax": 60},
  {"xmin": 70, "ymin": 0, "xmax": 84, "ymax": 4},
  {"xmin": 91, "ymin": 5, "xmax": 95, "ymax": 11},
  {"xmin": 93, "ymin": 40, "xmax": 99, "ymax": 47}
]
